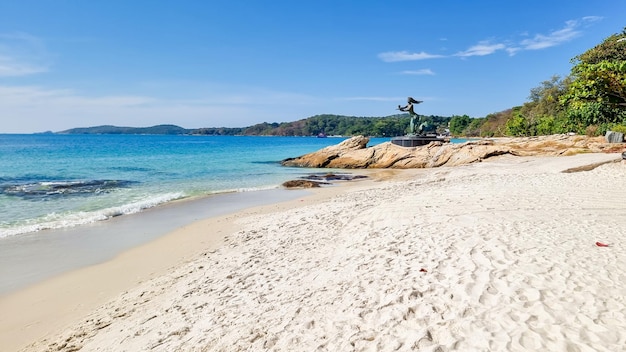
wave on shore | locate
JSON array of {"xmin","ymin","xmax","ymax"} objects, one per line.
[{"xmin": 0, "ymin": 179, "xmax": 137, "ymax": 199}]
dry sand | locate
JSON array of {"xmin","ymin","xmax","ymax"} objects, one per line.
[{"xmin": 3, "ymin": 153, "xmax": 626, "ymax": 351}]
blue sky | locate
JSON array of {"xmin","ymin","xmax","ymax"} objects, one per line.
[{"xmin": 1, "ymin": 1, "xmax": 624, "ymax": 133}]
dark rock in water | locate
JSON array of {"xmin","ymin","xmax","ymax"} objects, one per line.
[
  {"xmin": 282, "ymin": 172, "xmax": 367, "ymax": 189},
  {"xmin": 0, "ymin": 179, "xmax": 136, "ymax": 199},
  {"xmin": 622, "ymin": 151, "xmax": 626, "ymax": 160},
  {"xmin": 300, "ymin": 173, "xmax": 368, "ymax": 181},
  {"xmin": 282, "ymin": 180, "xmax": 327, "ymax": 189}
]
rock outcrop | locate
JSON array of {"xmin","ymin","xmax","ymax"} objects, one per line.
[
  {"xmin": 281, "ymin": 134, "xmax": 625, "ymax": 169},
  {"xmin": 281, "ymin": 180, "xmax": 326, "ymax": 188}
]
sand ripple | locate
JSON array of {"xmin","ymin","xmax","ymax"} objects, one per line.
[{"xmin": 29, "ymin": 155, "xmax": 626, "ymax": 352}]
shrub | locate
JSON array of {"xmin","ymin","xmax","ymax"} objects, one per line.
[
  {"xmin": 608, "ymin": 124, "xmax": 626, "ymax": 134},
  {"xmin": 585, "ymin": 125, "xmax": 599, "ymax": 136}
]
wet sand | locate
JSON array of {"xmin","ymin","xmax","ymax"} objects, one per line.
[{"xmin": 0, "ymin": 189, "xmax": 309, "ymax": 295}]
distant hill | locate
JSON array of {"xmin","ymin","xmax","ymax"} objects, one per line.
[
  {"xmin": 58, "ymin": 124, "xmax": 190, "ymax": 135},
  {"xmin": 57, "ymin": 113, "xmax": 455, "ymax": 137}
]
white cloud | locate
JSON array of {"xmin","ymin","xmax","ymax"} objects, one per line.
[
  {"xmin": 380, "ymin": 17, "xmax": 602, "ymax": 63},
  {"xmin": 582, "ymin": 16, "xmax": 603, "ymax": 23},
  {"xmin": 455, "ymin": 41, "xmax": 506, "ymax": 57},
  {"xmin": 0, "ymin": 85, "xmax": 154, "ymax": 106},
  {"xmin": 0, "ymin": 32, "xmax": 50, "ymax": 77},
  {"xmin": 505, "ymin": 47, "xmax": 521, "ymax": 56},
  {"xmin": 0, "ymin": 84, "xmax": 325, "ymax": 133},
  {"xmin": 0, "ymin": 55, "xmax": 47, "ymax": 76},
  {"xmin": 400, "ymin": 69, "xmax": 435, "ymax": 75},
  {"xmin": 519, "ymin": 20, "xmax": 582, "ymax": 50},
  {"xmin": 378, "ymin": 51, "xmax": 444, "ymax": 62}
]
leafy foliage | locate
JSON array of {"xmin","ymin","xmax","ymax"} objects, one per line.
[
  {"xmin": 560, "ymin": 28, "xmax": 626, "ymax": 131},
  {"xmin": 477, "ymin": 110, "xmax": 512, "ymax": 137},
  {"xmin": 505, "ymin": 109, "xmax": 531, "ymax": 136},
  {"xmin": 59, "ymin": 115, "xmax": 452, "ymax": 137},
  {"xmin": 561, "ymin": 61, "xmax": 626, "ymax": 126},
  {"xmin": 449, "ymin": 115, "xmax": 471, "ymax": 135},
  {"xmin": 453, "ymin": 27, "xmax": 626, "ymax": 138},
  {"xmin": 521, "ymin": 76, "xmax": 571, "ymax": 124},
  {"xmin": 574, "ymin": 28, "xmax": 626, "ymax": 64}
]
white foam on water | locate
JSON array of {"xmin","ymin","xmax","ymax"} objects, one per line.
[{"xmin": 0, "ymin": 192, "xmax": 186, "ymax": 238}]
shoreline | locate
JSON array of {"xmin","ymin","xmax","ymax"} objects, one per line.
[
  {"xmin": 0, "ymin": 172, "xmax": 383, "ymax": 352},
  {"xmin": 3, "ymin": 153, "xmax": 626, "ymax": 351},
  {"xmin": 0, "ymin": 187, "xmax": 315, "ymax": 295}
]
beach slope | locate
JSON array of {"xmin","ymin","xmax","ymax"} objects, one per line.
[{"xmin": 8, "ymin": 153, "xmax": 626, "ymax": 351}]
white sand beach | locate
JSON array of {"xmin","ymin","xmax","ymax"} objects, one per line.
[{"xmin": 3, "ymin": 153, "xmax": 626, "ymax": 351}]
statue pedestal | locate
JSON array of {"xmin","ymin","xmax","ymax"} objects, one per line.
[{"xmin": 391, "ymin": 135, "xmax": 448, "ymax": 147}]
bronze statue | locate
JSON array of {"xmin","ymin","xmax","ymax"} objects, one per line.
[{"xmin": 398, "ymin": 97, "xmax": 433, "ymax": 135}]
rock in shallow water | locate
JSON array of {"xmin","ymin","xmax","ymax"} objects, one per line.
[{"xmin": 281, "ymin": 180, "xmax": 327, "ymax": 189}]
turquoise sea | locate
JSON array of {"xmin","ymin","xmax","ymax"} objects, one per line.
[
  {"xmin": 0, "ymin": 134, "xmax": 391, "ymax": 239},
  {"xmin": 0, "ymin": 134, "xmax": 469, "ymax": 293}
]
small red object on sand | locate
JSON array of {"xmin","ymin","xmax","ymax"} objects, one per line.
[
  {"xmin": 596, "ymin": 242, "xmax": 610, "ymax": 247},
  {"xmin": 419, "ymin": 268, "xmax": 427, "ymax": 272}
]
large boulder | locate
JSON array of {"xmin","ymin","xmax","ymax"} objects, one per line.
[
  {"xmin": 280, "ymin": 135, "xmax": 370, "ymax": 168},
  {"xmin": 281, "ymin": 134, "xmax": 623, "ymax": 169},
  {"xmin": 605, "ymin": 130, "xmax": 624, "ymax": 143}
]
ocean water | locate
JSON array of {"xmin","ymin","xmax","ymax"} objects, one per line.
[{"xmin": 0, "ymin": 134, "xmax": 388, "ymax": 239}]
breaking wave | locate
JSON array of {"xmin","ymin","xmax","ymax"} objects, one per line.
[{"xmin": 0, "ymin": 179, "xmax": 137, "ymax": 199}]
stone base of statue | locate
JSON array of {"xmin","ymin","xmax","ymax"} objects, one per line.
[{"xmin": 391, "ymin": 134, "xmax": 449, "ymax": 147}]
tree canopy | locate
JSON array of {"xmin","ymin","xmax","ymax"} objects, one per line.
[
  {"xmin": 206, "ymin": 114, "xmax": 452, "ymax": 137},
  {"xmin": 457, "ymin": 27, "xmax": 626, "ymax": 137}
]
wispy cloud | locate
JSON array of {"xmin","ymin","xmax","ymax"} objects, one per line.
[
  {"xmin": 379, "ymin": 17, "xmax": 603, "ymax": 62},
  {"xmin": 378, "ymin": 51, "xmax": 444, "ymax": 62},
  {"xmin": 519, "ymin": 20, "xmax": 582, "ymax": 50},
  {"xmin": 0, "ymin": 85, "xmax": 155, "ymax": 108},
  {"xmin": 454, "ymin": 41, "xmax": 506, "ymax": 57},
  {"xmin": 0, "ymin": 84, "xmax": 325, "ymax": 132},
  {"xmin": 400, "ymin": 69, "xmax": 435, "ymax": 75},
  {"xmin": 0, "ymin": 32, "xmax": 50, "ymax": 77},
  {"xmin": 0, "ymin": 55, "xmax": 47, "ymax": 76},
  {"xmin": 582, "ymin": 16, "xmax": 603, "ymax": 24}
]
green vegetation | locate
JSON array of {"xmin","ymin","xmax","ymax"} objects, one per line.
[
  {"xmin": 60, "ymin": 115, "xmax": 452, "ymax": 137},
  {"xmin": 60, "ymin": 28, "xmax": 626, "ymax": 138},
  {"xmin": 243, "ymin": 114, "xmax": 452, "ymax": 137},
  {"xmin": 59, "ymin": 124, "xmax": 190, "ymax": 135},
  {"xmin": 457, "ymin": 27, "xmax": 626, "ymax": 137}
]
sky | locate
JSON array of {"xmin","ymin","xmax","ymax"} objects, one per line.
[{"xmin": 0, "ymin": 1, "xmax": 624, "ymax": 133}]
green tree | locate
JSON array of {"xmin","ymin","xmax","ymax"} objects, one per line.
[
  {"xmin": 465, "ymin": 117, "xmax": 485, "ymax": 137},
  {"xmin": 574, "ymin": 27, "xmax": 626, "ymax": 64},
  {"xmin": 561, "ymin": 29, "xmax": 626, "ymax": 128},
  {"xmin": 505, "ymin": 108, "xmax": 531, "ymax": 136},
  {"xmin": 521, "ymin": 76, "xmax": 570, "ymax": 125},
  {"xmin": 449, "ymin": 115, "xmax": 471, "ymax": 135}
]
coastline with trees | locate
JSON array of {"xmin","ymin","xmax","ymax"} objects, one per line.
[{"xmin": 59, "ymin": 28, "xmax": 625, "ymax": 140}]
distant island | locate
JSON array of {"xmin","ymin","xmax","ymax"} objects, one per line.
[
  {"xmin": 56, "ymin": 114, "xmax": 454, "ymax": 138},
  {"xmin": 58, "ymin": 124, "xmax": 191, "ymax": 135}
]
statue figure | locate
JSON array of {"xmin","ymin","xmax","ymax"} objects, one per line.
[{"xmin": 398, "ymin": 97, "xmax": 433, "ymax": 135}]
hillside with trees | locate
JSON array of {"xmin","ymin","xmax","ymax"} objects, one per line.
[
  {"xmin": 59, "ymin": 124, "xmax": 190, "ymax": 135},
  {"xmin": 60, "ymin": 114, "xmax": 452, "ymax": 137},
  {"xmin": 233, "ymin": 114, "xmax": 452, "ymax": 137},
  {"xmin": 451, "ymin": 27, "xmax": 626, "ymax": 137}
]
